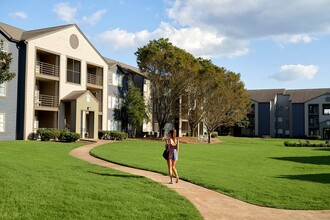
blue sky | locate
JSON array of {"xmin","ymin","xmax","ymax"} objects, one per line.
[{"xmin": 2, "ymin": 0, "xmax": 330, "ymax": 90}]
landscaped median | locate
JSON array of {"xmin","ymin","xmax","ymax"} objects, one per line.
[
  {"xmin": 91, "ymin": 136, "xmax": 330, "ymax": 210},
  {"xmin": 0, "ymin": 141, "xmax": 202, "ymax": 219}
]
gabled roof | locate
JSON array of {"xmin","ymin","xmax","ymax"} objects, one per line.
[
  {"xmin": 21, "ymin": 24, "xmax": 74, "ymax": 41},
  {"xmin": 0, "ymin": 22, "xmax": 73, "ymax": 42},
  {"xmin": 247, "ymin": 89, "xmax": 285, "ymax": 103},
  {"xmin": 104, "ymin": 57, "xmax": 147, "ymax": 78},
  {"xmin": 62, "ymin": 91, "xmax": 88, "ymax": 101},
  {"xmin": 247, "ymin": 88, "xmax": 330, "ymax": 104},
  {"xmin": 0, "ymin": 22, "xmax": 24, "ymax": 42},
  {"xmin": 286, "ymin": 88, "xmax": 330, "ymax": 103}
]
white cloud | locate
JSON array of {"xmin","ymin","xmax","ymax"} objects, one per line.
[
  {"xmin": 96, "ymin": 22, "xmax": 249, "ymax": 58},
  {"xmin": 81, "ymin": 9, "xmax": 107, "ymax": 25},
  {"xmin": 53, "ymin": 2, "xmax": 106, "ymax": 25},
  {"xmin": 9, "ymin": 11, "xmax": 28, "ymax": 19},
  {"xmin": 167, "ymin": 0, "xmax": 330, "ymax": 40},
  {"xmin": 270, "ymin": 64, "xmax": 319, "ymax": 82},
  {"xmin": 53, "ymin": 2, "xmax": 77, "ymax": 23},
  {"xmin": 273, "ymin": 34, "xmax": 314, "ymax": 45}
]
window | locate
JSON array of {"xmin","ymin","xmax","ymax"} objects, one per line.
[
  {"xmin": 112, "ymin": 72, "xmax": 123, "ymax": 87},
  {"xmin": 111, "ymin": 97, "xmax": 122, "ymax": 109},
  {"xmin": 67, "ymin": 58, "xmax": 81, "ymax": 84},
  {"xmin": 0, "ymin": 113, "xmax": 5, "ymax": 132},
  {"xmin": 323, "ymin": 104, "xmax": 330, "ymax": 115},
  {"xmin": 107, "ymin": 120, "xmax": 111, "ymax": 130},
  {"xmin": 113, "ymin": 120, "xmax": 122, "ymax": 131},
  {"xmin": 284, "ymin": 106, "xmax": 289, "ymax": 111},
  {"xmin": 277, "ymin": 129, "xmax": 283, "ymax": 134},
  {"xmin": 0, "ymin": 41, "xmax": 9, "ymax": 53},
  {"xmin": 108, "ymin": 96, "xmax": 112, "ymax": 109},
  {"xmin": 108, "ymin": 70, "xmax": 113, "ymax": 85},
  {"xmin": 277, "ymin": 117, "xmax": 283, "ymax": 122},
  {"xmin": 0, "ymin": 82, "xmax": 6, "ymax": 97},
  {"xmin": 285, "ymin": 130, "xmax": 290, "ymax": 135}
]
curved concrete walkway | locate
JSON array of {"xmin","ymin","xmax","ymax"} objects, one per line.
[{"xmin": 70, "ymin": 141, "xmax": 330, "ymax": 220}]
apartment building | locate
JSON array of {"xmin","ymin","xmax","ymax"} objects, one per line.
[
  {"xmin": 0, "ymin": 22, "xmax": 151, "ymax": 140},
  {"xmin": 245, "ymin": 89, "xmax": 330, "ymax": 139}
]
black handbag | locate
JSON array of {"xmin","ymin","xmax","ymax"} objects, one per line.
[{"xmin": 162, "ymin": 148, "xmax": 169, "ymax": 160}]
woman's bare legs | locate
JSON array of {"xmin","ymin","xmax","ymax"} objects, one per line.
[
  {"xmin": 167, "ymin": 159, "xmax": 173, "ymax": 183},
  {"xmin": 172, "ymin": 160, "xmax": 179, "ymax": 183}
]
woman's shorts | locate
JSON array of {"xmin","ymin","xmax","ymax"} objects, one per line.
[{"xmin": 171, "ymin": 149, "xmax": 178, "ymax": 161}]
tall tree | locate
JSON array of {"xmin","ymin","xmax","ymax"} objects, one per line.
[
  {"xmin": 135, "ymin": 38, "xmax": 197, "ymax": 136},
  {"xmin": 197, "ymin": 58, "xmax": 251, "ymax": 143},
  {"xmin": 121, "ymin": 81, "xmax": 149, "ymax": 138},
  {"xmin": 0, "ymin": 40, "xmax": 15, "ymax": 83}
]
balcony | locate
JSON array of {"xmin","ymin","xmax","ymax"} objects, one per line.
[
  {"xmin": 87, "ymin": 73, "xmax": 103, "ymax": 88},
  {"xmin": 36, "ymin": 61, "xmax": 60, "ymax": 80},
  {"xmin": 35, "ymin": 94, "xmax": 59, "ymax": 111}
]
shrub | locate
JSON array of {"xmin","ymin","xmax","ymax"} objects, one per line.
[
  {"xmin": 59, "ymin": 131, "xmax": 80, "ymax": 142},
  {"xmin": 211, "ymin": 132, "xmax": 218, "ymax": 138},
  {"xmin": 37, "ymin": 128, "xmax": 60, "ymax": 141},
  {"xmin": 98, "ymin": 130, "xmax": 128, "ymax": 141},
  {"xmin": 283, "ymin": 141, "xmax": 290, "ymax": 147}
]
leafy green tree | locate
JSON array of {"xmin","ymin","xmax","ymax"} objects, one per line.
[
  {"xmin": 197, "ymin": 59, "xmax": 251, "ymax": 143},
  {"xmin": 135, "ymin": 38, "xmax": 197, "ymax": 136},
  {"xmin": 0, "ymin": 40, "xmax": 15, "ymax": 84},
  {"xmin": 121, "ymin": 81, "xmax": 149, "ymax": 138}
]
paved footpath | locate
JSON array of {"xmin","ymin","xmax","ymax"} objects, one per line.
[{"xmin": 70, "ymin": 141, "xmax": 330, "ymax": 220}]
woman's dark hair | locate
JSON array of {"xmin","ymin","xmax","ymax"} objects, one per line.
[{"xmin": 170, "ymin": 129, "xmax": 177, "ymax": 139}]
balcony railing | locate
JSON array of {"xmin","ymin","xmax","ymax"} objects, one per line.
[
  {"xmin": 35, "ymin": 94, "xmax": 59, "ymax": 108},
  {"xmin": 36, "ymin": 61, "xmax": 60, "ymax": 77},
  {"xmin": 87, "ymin": 73, "xmax": 103, "ymax": 86}
]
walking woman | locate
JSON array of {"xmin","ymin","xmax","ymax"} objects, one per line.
[{"xmin": 165, "ymin": 129, "xmax": 179, "ymax": 184}]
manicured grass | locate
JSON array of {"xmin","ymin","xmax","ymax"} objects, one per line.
[
  {"xmin": 91, "ymin": 137, "xmax": 330, "ymax": 210},
  {"xmin": 0, "ymin": 141, "xmax": 202, "ymax": 220}
]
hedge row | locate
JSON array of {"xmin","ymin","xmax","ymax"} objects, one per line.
[
  {"xmin": 37, "ymin": 128, "xmax": 80, "ymax": 142},
  {"xmin": 98, "ymin": 130, "xmax": 128, "ymax": 141},
  {"xmin": 284, "ymin": 141, "xmax": 330, "ymax": 147}
]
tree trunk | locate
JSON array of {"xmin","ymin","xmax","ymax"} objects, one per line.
[{"xmin": 207, "ymin": 132, "xmax": 211, "ymax": 144}]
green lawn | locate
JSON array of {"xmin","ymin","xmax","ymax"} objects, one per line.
[
  {"xmin": 0, "ymin": 141, "xmax": 202, "ymax": 220},
  {"xmin": 91, "ymin": 136, "xmax": 330, "ymax": 210}
]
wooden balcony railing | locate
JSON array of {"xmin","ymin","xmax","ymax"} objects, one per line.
[
  {"xmin": 35, "ymin": 94, "xmax": 59, "ymax": 108},
  {"xmin": 36, "ymin": 61, "xmax": 60, "ymax": 77},
  {"xmin": 87, "ymin": 73, "xmax": 103, "ymax": 86}
]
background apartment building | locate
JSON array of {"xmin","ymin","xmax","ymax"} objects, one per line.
[{"xmin": 245, "ymin": 89, "xmax": 330, "ymax": 139}]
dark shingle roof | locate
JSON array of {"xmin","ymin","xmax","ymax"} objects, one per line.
[
  {"xmin": 248, "ymin": 88, "xmax": 330, "ymax": 103},
  {"xmin": 0, "ymin": 22, "xmax": 25, "ymax": 41},
  {"xmin": 0, "ymin": 22, "xmax": 74, "ymax": 41},
  {"xmin": 286, "ymin": 88, "xmax": 330, "ymax": 103},
  {"xmin": 104, "ymin": 57, "xmax": 146, "ymax": 77},
  {"xmin": 247, "ymin": 89, "xmax": 285, "ymax": 102},
  {"xmin": 21, "ymin": 24, "xmax": 74, "ymax": 40}
]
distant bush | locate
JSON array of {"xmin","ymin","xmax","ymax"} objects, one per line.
[
  {"xmin": 98, "ymin": 130, "xmax": 128, "ymax": 141},
  {"xmin": 37, "ymin": 128, "xmax": 80, "ymax": 142},
  {"xmin": 211, "ymin": 132, "xmax": 218, "ymax": 138},
  {"xmin": 37, "ymin": 128, "xmax": 60, "ymax": 141},
  {"xmin": 284, "ymin": 140, "xmax": 330, "ymax": 147},
  {"xmin": 59, "ymin": 131, "xmax": 80, "ymax": 142}
]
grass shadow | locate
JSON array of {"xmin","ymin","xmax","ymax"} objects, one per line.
[
  {"xmin": 271, "ymin": 155, "xmax": 330, "ymax": 165},
  {"xmin": 277, "ymin": 173, "xmax": 330, "ymax": 184},
  {"xmin": 88, "ymin": 171, "xmax": 143, "ymax": 179}
]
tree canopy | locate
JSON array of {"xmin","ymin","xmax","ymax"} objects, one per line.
[
  {"xmin": 135, "ymin": 38, "xmax": 198, "ymax": 136},
  {"xmin": 136, "ymin": 38, "xmax": 251, "ymax": 142},
  {"xmin": 0, "ymin": 40, "xmax": 15, "ymax": 84},
  {"xmin": 121, "ymin": 81, "xmax": 149, "ymax": 138}
]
